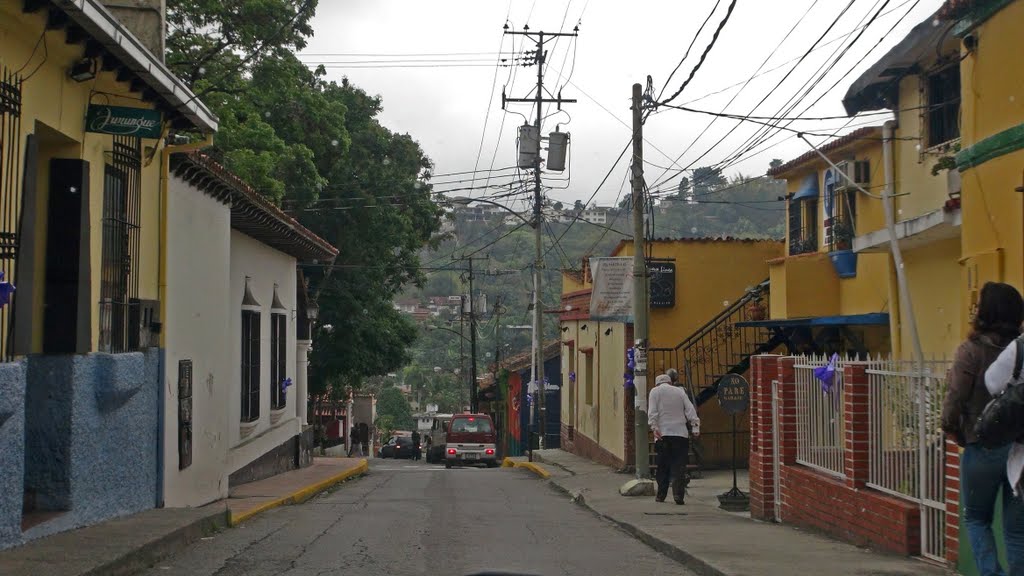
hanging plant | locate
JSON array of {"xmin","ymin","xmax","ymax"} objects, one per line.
[{"xmin": 930, "ymin": 142, "xmax": 962, "ymax": 176}]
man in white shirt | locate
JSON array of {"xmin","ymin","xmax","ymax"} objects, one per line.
[{"xmin": 649, "ymin": 373, "xmax": 700, "ymax": 504}]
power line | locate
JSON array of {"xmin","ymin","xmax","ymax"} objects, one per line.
[
  {"xmin": 657, "ymin": 0, "xmax": 739, "ymax": 106},
  {"xmin": 656, "ymin": 0, "xmax": 723, "ymax": 102}
]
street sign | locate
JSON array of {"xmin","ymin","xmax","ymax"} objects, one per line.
[
  {"xmin": 717, "ymin": 374, "xmax": 750, "ymax": 414},
  {"xmin": 85, "ymin": 104, "xmax": 163, "ymax": 139},
  {"xmin": 648, "ymin": 262, "xmax": 676, "ymax": 308}
]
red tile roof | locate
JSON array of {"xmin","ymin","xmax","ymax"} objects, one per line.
[
  {"xmin": 611, "ymin": 236, "xmax": 783, "ymax": 256},
  {"xmin": 171, "ymin": 152, "xmax": 339, "ymax": 262},
  {"xmin": 767, "ymin": 126, "xmax": 883, "ymax": 177}
]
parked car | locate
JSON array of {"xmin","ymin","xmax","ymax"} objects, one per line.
[
  {"xmin": 379, "ymin": 435, "xmax": 415, "ymax": 459},
  {"xmin": 444, "ymin": 413, "xmax": 497, "ymax": 468}
]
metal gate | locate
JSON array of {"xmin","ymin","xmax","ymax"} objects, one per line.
[{"xmin": 866, "ymin": 359, "xmax": 949, "ymax": 562}]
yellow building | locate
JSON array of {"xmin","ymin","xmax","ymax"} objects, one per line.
[
  {"xmin": 765, "ymin": 128, "xmax": 897, "ymax": 357},
  {"xmin": 559, "ymin": 238, "xmax": 783, "ymax": 470},
  {"xmin": 939, "ymin": 0, "xmax": 1024, "ymax": 336},
  {"xmin": 839, "ymin": 9, "xmax": 965, "ymax": 360},
  {"xmin": 0, "ymin": 0, "xmax": 216, "ymax": 549}
]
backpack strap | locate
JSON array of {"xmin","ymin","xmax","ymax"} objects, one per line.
[{"xmin": 1014, "ymin": 336, "xmax": 1024, "ymax": 381}]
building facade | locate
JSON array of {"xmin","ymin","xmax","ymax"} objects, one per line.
[
  {"xmin": 164, "ymin": 152, "xmax": 337, "ymax": 505},
  {"xmin": 0, "ymin": 0, "xmax": 217, "ymax": 549}
]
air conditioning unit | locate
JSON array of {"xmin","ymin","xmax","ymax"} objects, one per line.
[{"xmin": 835, "ymin": 160, "xmax": 870, "ymax": 188}]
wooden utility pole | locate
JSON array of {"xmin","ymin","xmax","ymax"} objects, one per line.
[{"xmin": 631, "ymin": 83, "xmax": 651, "ymax": 479}]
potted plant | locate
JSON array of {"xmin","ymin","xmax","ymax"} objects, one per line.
[
  {"xmin": 931, "ymin": 142, "xmax": 962, "ymax": 197},
  {"xmin": 746, "ymin": 297, "xmax": 767, "ymax": 321},
  {"xmin": 831, "ymin": 219, "xmax": 855, "ymax": 251}
]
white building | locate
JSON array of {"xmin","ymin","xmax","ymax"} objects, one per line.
[{"xmin": 163, "ymin": 152, "xmax": 339, "ymax": 507}]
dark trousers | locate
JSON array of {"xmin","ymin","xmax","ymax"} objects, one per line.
[{"xmin": 655, "ymin": 436, "xmax": 690, "ymax": 501}]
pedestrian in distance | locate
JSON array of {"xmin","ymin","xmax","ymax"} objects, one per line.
[
  {"xmin": 348, "ymin": 425, "xmax": 360, "ymax": 457},
  {"xmin": 666, "ymin": 367, "xmax": 697, "ymax": 488},
  {"xmin": 649, "ymin": 373, "xmax": 700, "ymax": 504},
  {"xmin": 942, "ymin": 281, "xmax": 1024, "ymax": 576},
  {"xmin": 411, "ymin": 430, "xmax": 422, "ymax": 461}
]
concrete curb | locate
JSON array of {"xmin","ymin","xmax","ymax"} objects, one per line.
[
  {"xmin": 500, "ymin": 457, "xmax": 551, "ymax": 478},
  {"xmin": 229, "ymin": 459, "xmax": 369, "ymax": 526},
  {"xmin": 86, "ymin": 507, "xmax": 228, "ymax": 576},
  {"xmin": 544, "ymin": 477, "xmax": 726, "ymax": 576}
]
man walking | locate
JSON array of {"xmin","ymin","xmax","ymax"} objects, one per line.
[
  {"xmin": 348, "ymin": 425, "xmax": 360, "ymax": 457},
  {"xmin": 411, "ymin": 429, "xmax": 422, "ymax": 461},
  {"xmin": 649, "ymin": 373, "xmax": 700, "ymax": 504}
]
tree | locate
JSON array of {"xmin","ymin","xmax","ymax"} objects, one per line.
[
  {"xmin": 692, "ymin": 166, "xmax": 727, "ymax": 197},
  {"xmin": 166, "ymin": 1, "xmax": 444, "ymax": 397},
  {"xmin": 573, "ymin": 199, "xmax": 585, "ymax": 211},
  {"xmin": 769, "ymin": 158, "xmax": 783, "ymax": 171},
  {"xmin": 377, "ymin": 387, "xmax": 414, "ymax": 431},
  {"xmin": 552, "ymin": 201, "xmax": 564, "ymax": 211}
]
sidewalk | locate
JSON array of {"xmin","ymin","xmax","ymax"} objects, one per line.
[
  {"xmin": 0, "ymin": 457, "xmax": 367, "ymax": 576},
  {"xmin": 528, "ymin": 449, "xmax": 951, "ymax": 576}
]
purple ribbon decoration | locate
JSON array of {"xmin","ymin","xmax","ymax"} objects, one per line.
[
  {"xmin": 813, "ymin": 353, "xmax": 839, "ymax": 394},
  {"xmin": 0, "ymin": 272, "xmax": 15, "ymax": 309}
]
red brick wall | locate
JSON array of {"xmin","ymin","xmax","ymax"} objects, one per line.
[
  {"xmin": 781, "ymin": 465, "xmax": 920, "ymax": 555},
  {"xmin": 748, "ymin": 355, "xmax": 940, "ymax": 559},
  {"xmin": 561, "ymin": 423, "xmax": 625, "ymax": 469}
]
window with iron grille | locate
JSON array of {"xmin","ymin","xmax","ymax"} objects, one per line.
[
  {"xmin": 241, "ymin": 309, "xmax": 261, "ymax": 423},
  {"xmin": 788, "ymin": 198, "xmax": 818, "ymax": 256},
  {"xmin": 270, "ymin": 312, "xmax": 287, "ymax": 410},
  {"xmin": 100, "ymin": 135, "xmax": 142, "ymax": 353},
  {"xmin": 927, "ymin": 65, "xmax": 960, "ymax": 148}
]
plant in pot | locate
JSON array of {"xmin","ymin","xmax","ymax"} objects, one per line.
[
  {"xmin": 746, "ymin": 298, "xmax": 767, "ymax": 321},
  {"xmin": 831, "ymin": 219, "xmax": 855, "ymax": 251}
]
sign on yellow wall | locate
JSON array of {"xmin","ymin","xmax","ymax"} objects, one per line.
[{"xmin": 85, "ymin": 105, "xmax": 163, "ymax": 139}]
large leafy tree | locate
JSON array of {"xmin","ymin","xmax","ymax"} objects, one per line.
[{"xmin": 166, "ymin": 1, "xmax": 443, "ymax": 398}]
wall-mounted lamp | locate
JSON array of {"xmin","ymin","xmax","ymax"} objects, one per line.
[
  {"xmin": 70, "ymin": 58, "xmax": 97, "ymax": 82},
  {"xmin": 604, "ymin": 328, "xmax": 613, "ymax": 336},
  {"xmin": 580, "ymin": 324, "xmax": 588, "ymax": 331},
  {"xmin": 560, "ymin": 326, "xmax": 569, "ymax": 332},
  {"xmin": 306, "ymin": 300, "xmax": 320, "ymax": 321}
]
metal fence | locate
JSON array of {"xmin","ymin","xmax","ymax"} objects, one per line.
[
  {"xmin": 866, "ymin": 358, "xmax": 950, "ymax": 562},
  {"xmin": 794, "ymin": 356, "xmax": 845, "ymax": 478}
]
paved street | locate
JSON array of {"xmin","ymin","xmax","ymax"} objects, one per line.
[{"xmin": 141, "ymin": 459, "xmax": 691, "ymax": 576}]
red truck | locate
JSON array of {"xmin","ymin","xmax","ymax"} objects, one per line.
[{"xmin": 444, "ymin": 413, "xmax": 497, "ymax": 468}]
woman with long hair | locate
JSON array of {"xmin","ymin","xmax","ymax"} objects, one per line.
[{"xmin": 943, "ymin": 281, "xmax": 1024, "ymax": 576}]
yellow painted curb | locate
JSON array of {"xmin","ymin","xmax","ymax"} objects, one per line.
[
  {"xmin": 501, "ymin": 457, "xmax": 516, "ymax": 468},
  {"xmin": 230, "ymin": 459, "xmax": 369, "ymax": 526},
  {"xmin": 513, "ymin": 461, "xmax": 550, "ymax": 479}
]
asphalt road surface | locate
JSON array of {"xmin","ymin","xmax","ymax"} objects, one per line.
[{"xmin": 142, "ymin": 459, "xmax": 694, "ymax": 576}]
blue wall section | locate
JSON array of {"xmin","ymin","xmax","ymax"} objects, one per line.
[
  {"xmin": 2, "ymin": 349, "xmax": 160, "ymax": 550},
  {"xmin": 0, "ymin": 362, "xmax": 25, "ymax": 547}
]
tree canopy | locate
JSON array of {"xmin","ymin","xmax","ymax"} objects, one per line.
[{"xmin": 166, "ymin": 0, "xmax": 444, "ymax": 397}]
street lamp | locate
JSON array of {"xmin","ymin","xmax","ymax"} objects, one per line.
[{"xmin": 448, "ymin": 195, "xmax": 547, "ymax": 448}]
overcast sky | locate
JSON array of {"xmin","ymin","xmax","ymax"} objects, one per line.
[{"xmin": 300, "ymin": 0, "xmax": 945, "ymax": 211}]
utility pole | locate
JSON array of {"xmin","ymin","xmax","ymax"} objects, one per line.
[
  {"xmin": 503, "ymin": 26, "xmax": 577, "ymax": 449},
  {"xmin": 631, "ymin": 83, "xmax": 651, "ymax": 480},
  {"xmin": 458, "ymin": 256, "xmax": 488, "ymax": 413}
]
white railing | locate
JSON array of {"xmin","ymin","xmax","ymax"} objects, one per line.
[
  {"xmin": 866, "ymin": 358, "xmax": 950, "ymax": 562},
  {"xmin": 794, "ymin": 356, "xmax": 846, "ymax": 478}
]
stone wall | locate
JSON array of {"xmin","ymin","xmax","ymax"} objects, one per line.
[{"xmin": 2, "ymin": 350, "xmax": 160, "ymax": 550}]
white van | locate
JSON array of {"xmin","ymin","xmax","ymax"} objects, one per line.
[{"xmin": 424, "ymin": 413, "xmax": 453, "ymax": 463}]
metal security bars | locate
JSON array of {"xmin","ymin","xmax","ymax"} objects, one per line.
[
  {"xmin": 0, "ymin": 66, "xmax": 23, "ymax": 361},
  {"xmin": 794, "ymin": 356, "xmax": 845, "ymax": 478},
  {"xmin": 241, "ymin": 309, "xmax": 261, "ymax": 423},
  {"xmin": 270, "ymin": 312, "xmax": 286, "ymax": 410},
  {"xmin": 866, "ymin": 358, "xmax": 950, "ymax": 562},
  {"xmin": 99, "ymin": 135, "xmax": 142, "ymax": 353}
]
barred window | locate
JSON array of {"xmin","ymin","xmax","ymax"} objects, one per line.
[
  {"xmin": 241, "ymin": 309, "xmax": 261, "ymax": 423},
  {"xmin": 270, "ymin": 312, "xmax": 287, "ymax": 410},
  {"xmin": 99, "ymin": 136, "xmax": 141, "ymax": 353}
]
